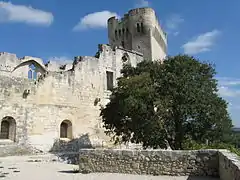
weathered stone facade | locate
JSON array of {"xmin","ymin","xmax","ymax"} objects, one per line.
[
  {"xmin": 0, "ymin": 7, "xmax": 167, "ymax": 153},
  {"xmin": 79, "ymin": 149, "xmax": 240, "ymax": 179}
]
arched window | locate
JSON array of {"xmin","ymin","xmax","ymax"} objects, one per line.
[
  {"xmin": 33, "ymin": 71, "xmax": 37, "ymax": 80},
  {"xmin": 60, "ymin": 120, "xmax": 72, "ymax": 139},
  {"xmin": 126, "ymin": 28, "xmax": 129, "ymax": 38},
  {"xmin": 28, "ymin": 64, "xmax": 37, "ymax": 80},
  {"xmin": 28, "ymin": 70, "xmax": 32, "ymax": 79},
  {"xmin": 119, "ymin": 29, "xmax": 121, "ymax": 36},
  {"xmin": 0, "ymin": 116, "xmax": 16, "ymax": 141},
  {"xmin": 137, "ymin": 23, "xmax": 141, "ymax": 32}
]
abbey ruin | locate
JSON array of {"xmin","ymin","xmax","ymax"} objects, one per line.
[{"xmin": 0, "ymin": 7, "xmax": 167, "ymax": 152}]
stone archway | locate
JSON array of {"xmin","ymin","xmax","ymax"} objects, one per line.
[
  {"xmin": 60, "ymin": 120, "xmax": 72, "ymax": 139},
  {"xmin": 0, "ymin": 116, "xmax": 16, "ymax": 141}
]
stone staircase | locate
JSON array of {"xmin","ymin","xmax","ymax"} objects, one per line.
[
  {"xmin": 0, "ymin": 142, "xmax": 79, "ymax": 165},
  {"xmin": 0, "ymin": 140, "xmax": 43, "ymax": 157}
]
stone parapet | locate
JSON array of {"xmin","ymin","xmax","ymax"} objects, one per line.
[
  {"xmin": 79, "ymin": 149, "xmax": 240, "ymax": 179},
  {"xmin": 219, "ymin": 150, "xmax": 240, "ymax": 180},
  {"xmin": 79, "ymin": 149, "xmax": 219, "ymax": 176}
]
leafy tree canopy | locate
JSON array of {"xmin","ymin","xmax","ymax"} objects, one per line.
[{"xmin": 100, "ymin": 55, "xmax": 233, "ymax": 150}]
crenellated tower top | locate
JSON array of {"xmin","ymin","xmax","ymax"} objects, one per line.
[{"xmin": 107, "ymin": 7, "xmax": 167, "ymax": 61}]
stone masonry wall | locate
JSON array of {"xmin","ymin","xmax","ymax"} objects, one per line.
[
  {"xmin": 79, "ymin": 149, "xmax": 219, "ymax": 176},
  {"xmin": 219, "ymin": 150, "xmax": 240, "ymax": 180},
  {"xmin": 0, "ymin": 44, "xmax": 143, "ymax": 152}
]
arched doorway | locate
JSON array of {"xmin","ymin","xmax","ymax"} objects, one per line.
[
  {"xmin": 0, "ymin": 116, "xmax": 16, "ymax": 141},
  {"xmin": 60, "ymin": 120, "xmax": 72, "ymax": 139}
]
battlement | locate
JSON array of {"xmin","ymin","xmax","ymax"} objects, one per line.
[
  {"xmin": 128, "ymin": 7, "xmax": 155, "ymax": 16},
  {"xmin": 108, "ymin": 7, "xmax": 155, "ymax": 25},
  {"xmin": 107, "ymin": 7, "xmax": 167, "ymax": 61}
]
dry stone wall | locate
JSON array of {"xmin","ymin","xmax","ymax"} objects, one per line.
[
  {"xmin": 79, "ymin": 149, "xmax": 240, "ymax": 179},
  {"xmin": 78, "ymin": 149, "xmax": 219, "ymax": 176}
]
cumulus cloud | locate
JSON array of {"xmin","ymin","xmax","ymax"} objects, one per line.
[
  {"xmin": 0, "ymin": 1, "xmax": 54, "ymax": 26},
  {"xmin": 165, "ymin": 14, "xmax": 184, "ymax": 36},
  {"xmin": 134, "ymin": 0, "xmax": 150, "ymax": 8},
  {"xmin": 182, "ymin": 30, "xmax": 221, "ymax": 55},
  {"xmin": 73, "ymin": 11, "xmax": 118, "ymax": 31}
]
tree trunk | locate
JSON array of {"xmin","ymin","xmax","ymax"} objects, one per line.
[{"xmin": 174, "ymin": 117, "xmax": 183, "ymax": 150}]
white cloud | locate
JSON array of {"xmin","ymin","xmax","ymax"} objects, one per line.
[
  {"xmin": 48, "ymin": 56, "xmax": 73, "ymax": 65},
  {"xmin": 217, "ymin": 77, "xmax": 240, "ymax": 86},
  {"xmin": 164, "ymin": 14, "xmax": 184, "ymax": 36},
  {"xmin": 166, "ymin": 14, "xmax": 184, "ymax": 30},
  {"xmin": 217, "ymin": 77, "xmax": 240, "ymax": 98},
  {"xmin": 218, "ymin": 86, "xmax": 240, "ymax": 97},
  {"xmin": 134, "ymin": 0, "xmax": 150, "ymax": 8},
  {"xmin": 182, "ymin": 30, "xmax": 221, "ymax": 55},
  {"xmin": 73, "ymin": 11, "xmax": 118, "ymax": 31},
  {"xmin": 0, "ymin": 1, "xmax": 53, "ymax": 26},
  {"xmin": 217, "ymin": 77, "xmax": 240, "ymax": 126}
]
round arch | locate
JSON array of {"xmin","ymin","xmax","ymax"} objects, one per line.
[
  {"xmin": 0, "ymin": 116, "xmax": 16, "ymax": 142},
  {"xmin": 60, "ymin": 120, "xmax": 72, "ymax": 139}
]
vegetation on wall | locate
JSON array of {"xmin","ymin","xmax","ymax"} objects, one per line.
[{"xmin": 100, "ymin": 55, "xmax": 234, "ymax": 150}]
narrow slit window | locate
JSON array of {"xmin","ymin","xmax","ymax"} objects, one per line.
[
  {"xmin": 121, "ymin": 41, "xmax": 125, "ymax": 48},
  {"xmin": 141, "ymin": 22, "xmax": 144, "ymax": 33},
  {"xmin": 106, "ymin": 71, "xmax": 113, "ymax": 90},
  {"xmin": 137, "ymin": 23, "xmax": 140, "ymax": 32},
  {"xmin": 115, "ymin": 30, "xmax": 118, "ymax": 39}
]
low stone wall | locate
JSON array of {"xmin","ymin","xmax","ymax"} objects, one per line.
[
  {"xmin": 79, "ymin": 149, "xmax": 219, "ymax": 176},
  {"xmin": 219, "ymin": 150, "xmax": 240, "ymax": 180}
]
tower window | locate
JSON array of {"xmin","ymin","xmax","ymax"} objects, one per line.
[
  {"xmin": 119, "ymin": 29, "xmax": 121, "ymax": 36},
  {"xmin": 122, "ymin": 29, "xmax": 125, "ymax": 35},
  {"xmin": 141, "ymin": 22, "xmax": 144, "ymax": 33},
  {"xmin": 115, "ymin": 30, "xmax": 118, "ymax": 39},
  {"xmin": 121, "ymin": 41, "xmax": 125, "ymax": 48},
  {"xmin": 106, "ymin": 71, "xmax": 113, "ymax": 90},
  {"xmin": 137, "ymin": 23, "xmax": 140, "ymax": 32},
  {"xmin": 126, "ymin": 28, "xmax": 129, "ymax": 38}
]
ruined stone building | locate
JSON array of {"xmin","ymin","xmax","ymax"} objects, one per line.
[{"xmin": 0, "ymin": 7, "xmax": 167, "ymax": 152}]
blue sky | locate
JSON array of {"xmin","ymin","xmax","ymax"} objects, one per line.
[{"xmin": 1, "ymin": 0, "xmax": 240, "ymax": 126}]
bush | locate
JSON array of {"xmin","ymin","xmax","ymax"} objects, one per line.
[{"xmin": 183, "ymin": 140, "xmax": 240, "ymax": 156}]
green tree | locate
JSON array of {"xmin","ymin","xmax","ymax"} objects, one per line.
[{"xmin": 100, "ymin": 55, "xmax": 233, "ymax": 150}]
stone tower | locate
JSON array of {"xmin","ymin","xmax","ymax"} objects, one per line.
[{"xmin": 107, "ymin": 7, "xmax": 167, "ymax": 61}]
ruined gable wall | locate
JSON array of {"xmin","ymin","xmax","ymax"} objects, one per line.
[{"xmin": 0, "ymin": 45, "xmax": 143, "ymax": 151}]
